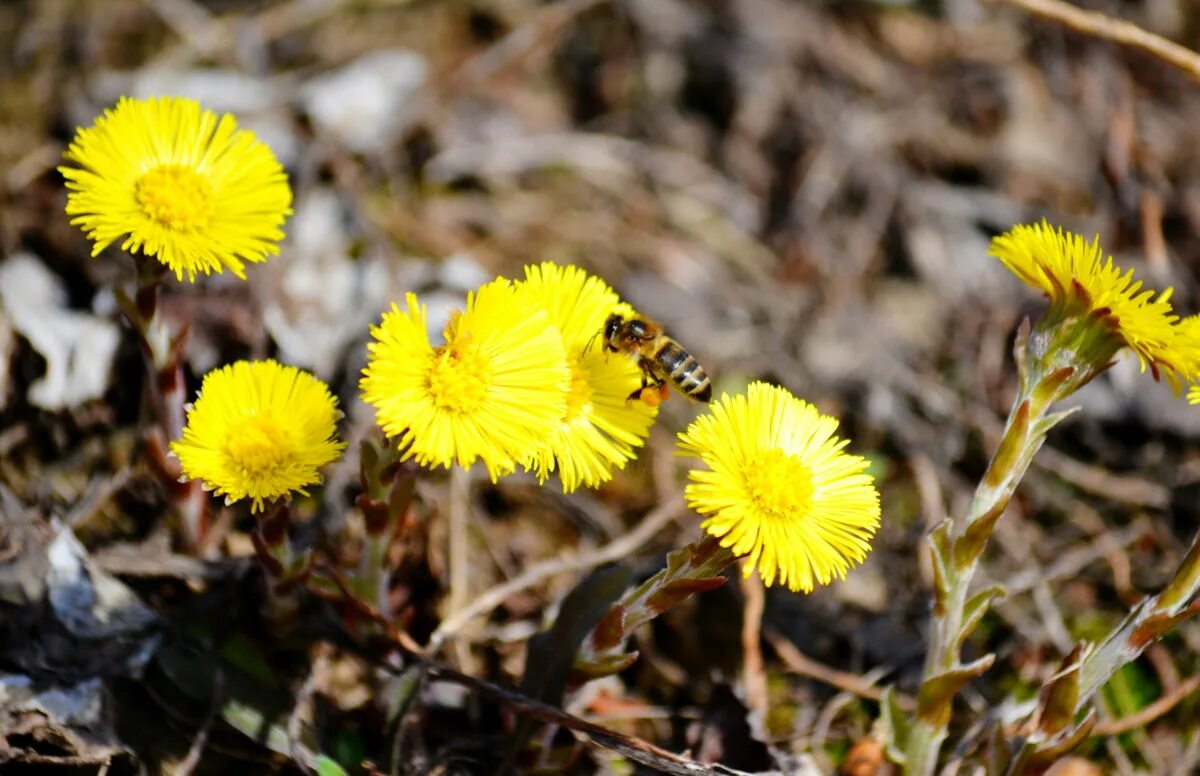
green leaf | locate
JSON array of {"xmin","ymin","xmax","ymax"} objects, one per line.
[
  {"xmin": 1103, "ymin": 660, "xmax": 1160, "ymax": 717},
  {"xmin": 929, "ymin": 520, "xmax": 953, "ymax": 615},
  {"xmin": 569, "ymin": 651, "xmax": 640, "ymax": 682},
  {"xmin": 984, "ymin": 398, "xmax": 1030, "ymax": 489},
  {"xmin": 507, "ymin": 563, "xmax": 634, "ymax": 767},
  {"xmin": 315, "ymin": 756, "xmax": 349, "ymax": 776},
  {"xmin": 956, "ymin": 585, "xmax": 1006, "ymax": 653},
  {"xmin": 916, "ymin": 654, "xmax": 996, "ymax": 728},
  {"xmin": 956, "ymin": 498, "xmax": 1010, "ymax": 568},
  {"xmin": 1019, "ymin": 708, "xmax": 1098, "ymax": 772},
  {"xmin": 219, "ymin": 632, "xmax": 279, "ymax": 687},
  {"xmin": 1031, "ymin": 366, "xmax": 1076, "ymax": 409},
  {"xmin": 222, "ymin": 697, "xmax": 294, "ymax": 756},
  {"xmin": 1032, "ymin": 405, "xmax": 1080, "ymax": 438},
  {"xmin": 1037, "ymin": 643, "xmax": 1085, "ymax": 736},
  {"xmin": 645, "ymin": 576, "xmax": 727, "ymax": 613},
  {"xmin": 384, "ymin": 664, "xmax": 424, "ymax": 726},
  {"xmin": 879, "ymin": 686, "xmax": 909, "ymax": 765},
  {"xmin": 519, "ymin": 563, "xmax": 634, "ymax": 706}
]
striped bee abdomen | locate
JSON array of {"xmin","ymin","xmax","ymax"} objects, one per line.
[{"xmin": 655, "ymin": 341, "xmax": 712, "ymax": 402}]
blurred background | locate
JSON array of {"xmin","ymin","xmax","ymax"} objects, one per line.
[{"xmin": 4, "ymin": 0, "xmax": 1200, "ymax": 773}]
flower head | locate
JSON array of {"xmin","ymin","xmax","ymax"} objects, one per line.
[
  {"xmin": 991, "ymin": 221, "xmax": 1194, "ymax": 389},
  {"xmin": 60, "ymin": 96, "xmax": 293, "ymax": 282},
  {"xmin": 171, "ymin": 360, "xmax": 345, "ymax": 512},
  {"xmin": 1180, "ymin": 317, "xmax": 1200, "ymax": 405},
  {"xmin": 515, "ymin": 263, "xmax": 657, "ymax": 491},
  {"xmin": 676, "ymin": 382, "xmax": 880, "ymax": 593},
  {"xmin": 361, "ymin": 279, "xmax": 570, "ymax": 480}
]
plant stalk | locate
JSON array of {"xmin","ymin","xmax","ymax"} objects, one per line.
[
  {"xmin": 905, "ymin": 315, "xmax": 1091, "ymax": 775},
  {"xmin": 1077, "ymin": 526, "xmax": 1200, "ymax": 702},
  {"xmin": 905, "ymin": 389, "xmax": 1051, "ymax": 775},
  {"xmin": 119, "ymin": 258, "xmax": 208, "ymax": 551},
  {"xmin": 250, "ymin": 501, "xmax": 311, "ymax": 631},
  {"xmin": 354, "ymin": 437, "xmax": 415, "ymax": 627},
  {"xmin": 573, "ymin": 534, "xmax": 733, "ymax": 680}
]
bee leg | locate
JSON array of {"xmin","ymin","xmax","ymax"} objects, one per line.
[
  {"xmin": 626, "ymin": 376, "xmax": 651, "ymax": 404},
  {"xmin": 638, "ymin": 382, "xmax": 670, "ymax": 408},
  {"xmin": 626, "ymin": 361, "xmax": 660, "ymax": 403},
  {"xmin": 629, "ymin": 361, "xmax": 669, "ymax": 405}
]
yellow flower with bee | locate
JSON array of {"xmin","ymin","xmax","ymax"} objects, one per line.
[{"xmin": 515, "ymin": 263, "xmax": 659, "ymax": 491}]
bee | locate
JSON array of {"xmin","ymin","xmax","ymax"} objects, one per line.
[{"xmin": 599, "ymin": 313, "xmax": 712, "ymax": 405}]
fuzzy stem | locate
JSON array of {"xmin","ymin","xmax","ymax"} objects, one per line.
[
  {"xmin": 358, "ymin": 529, "xmax": 392, "ymax": 616},
  {"xmin": 446, "ymin": 465, "xmax": 472, "ymax": 666},
  {"xmin": 354, "ymin": 437, "xmax": 412, "ymax": 622},
  {"xmin": 905, "ymin": 314, "xmax": 1100, "ymax": 776},
  {"xmin": 251, "ymin": 501, "xmax": 311, "ymax": 631},
  {"xmin": 1077, "ymin": 526, "xmax": 1200, "ymax": 703},
  {"xmin": 905, "ymin": 392, "xmax": 1050, "ymax": 776},
  {"xmin": 118, "ymin": 258, "xmax": 208, "ymax": 551},
  {"xmin": 573, "ymin": 535, "xmax": 734, "ymax": 679}
]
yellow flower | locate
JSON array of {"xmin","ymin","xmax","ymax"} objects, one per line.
[
  {"xmin": 360, "ymin": 278, "xmax": 570, "ymax": 480},
  {"xmin": 1180, "ymin": 317, "xmax": 1200, "ymax": 405},
  {"xmin": 171, "ymin": 360, "xmax": 345, "ymax": 512},
  {"xmin": 991, "ymin": 221, "xmax": 1193, "ymax": 389},
  {"xmin": 60, "ymin": 96, "xmax": 293, "ymax": 282},
  {"xmin": 676, "ymin": 382, "xmax": 880, "ymax": 593},
  {"xmin": 514, "ymin": 263, "xmax": 657, "ymax": 491}
]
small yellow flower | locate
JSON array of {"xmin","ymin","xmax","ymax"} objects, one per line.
[
  {"xmin": 171, "ymin": 360, "xmax": 345, "ymax": 512},
  {"xmin": 677, "ymin": 382, "xmax": 880, "ymax": 593},
  {"xmin": 361, "ymin": 279, "xmax": 570, "ymax": 480},
  {"xmin": 1180, "ymin": 317, "xmax": 1200, "ymax": 405},
  {"xmin": 515, "ymin": 263, "xmax": 657, "ymax": 491},
  {"xmin": 991, "ymin": 221, "xmax": 1193, "ymax": 389},
  {"xmin": 60, "ymin": 96, "xmax": 293, "ymax": 282}
]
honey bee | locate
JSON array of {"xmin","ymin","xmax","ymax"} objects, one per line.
[{"xmin": 600, "ymin": 313, "xmax": 712, "ymax": 405}]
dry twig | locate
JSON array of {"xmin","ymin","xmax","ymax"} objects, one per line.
[
  {"xmin": 175, "ymin": 668, "xmax": 223, "ymax": 776},
  {"xmin": 765, "ymin": 628, "xmax": 916, "ymax": 711},
  {"xmin": 426, "ymin": 494, "xmax": 687, "ymax": 652},
  {"xmin": 1091, "ymin": 674, "xmax": 1200, "ymax": 737},
  {"xmin": 446, "ymin": 465, "xmax": 473, "ymax": 668},
  {"xmin": 420, "ymin": 663, "xmax": 757, "ymax": 776},
  {"xmin": 989, "ymin": 0, "xmax": 1200, "ymax": 81},
  {"xmin": 740, "ymin": 572, "xmax": 769, "ymax": 739}
]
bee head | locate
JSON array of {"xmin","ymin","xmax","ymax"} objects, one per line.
[{"xmin": 603, "ymin": 313, "xmax": 624, "ymax": 351}]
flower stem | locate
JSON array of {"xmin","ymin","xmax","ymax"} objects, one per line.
[
  {"xmin": 573, "ymin": 535, "xmax": 733, "ymax": 681},
  {"xmin": 1077, "ymin": 526, "xmax": 1200, "ymax": 703},
  {"xmin": 447, "ymin": 465, "xmax": 472, "ymax": 666},
  {"xmin": 353, "ymin": 437, "xmax": 415, "ymax": 630},
  {"xmin": 905, "ymin": 320, "xmax": 1082, "ymax": 775},
  {"xmin": 117, "ymin": 258, "xmax": 208, "ymax": 552},
  {"xmin": 250, "ymin": 501, "xmax": 311, "ymax": 631}
]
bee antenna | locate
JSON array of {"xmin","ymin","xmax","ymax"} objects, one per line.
[{"xmin": 582, "ymin": 331, "xmax": 600, "ymax": 356}]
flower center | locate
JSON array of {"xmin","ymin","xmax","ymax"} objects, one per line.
[
  {"xmin": 742, "ymin": 448, "xmax": 814, "ymax": 521},
  {"xmin": 427, "ymin": 342, "xmax": 491, "ymax": 413},
  {"xmin": 564, "ymin": 356, "xmax": 592, "ymax": 422},
  {"xmin": 135, "ymin": 164, "xmax": 214, "ymax": 231},
  {"xmin": 226, "ymin": 415, "xmax": 291, "ymax": 476}
]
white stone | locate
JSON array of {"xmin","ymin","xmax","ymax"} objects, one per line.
[{"xmin": 0, "ymin": 254, "xmax": 119, "ymax": 410}]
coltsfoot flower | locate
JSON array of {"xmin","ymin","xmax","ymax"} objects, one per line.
[
  {"xmin": 677, "ymin": 382, "xmax": 881, "ymax": 593},
  {"xmin": 991, "ymin": 221, "xmax": 1196, "ymax": 390},
  {"xmin": 1180, "ymin": 317, "xmax": 1200, "ymax": 405},
  {"xmin": 60, "ymin": 96, "xmax": 293, "ymax": 282},
  {"xmin": 515, "ymin": 263, "xmax": 657, "ymax": 491},
  {"xmin": 171, "ymin": 360, "xmax": 345, "ymax": 512},
  {"xmin": 360, "ymin": 279, "xmax": 570, "ymax": 480}
]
